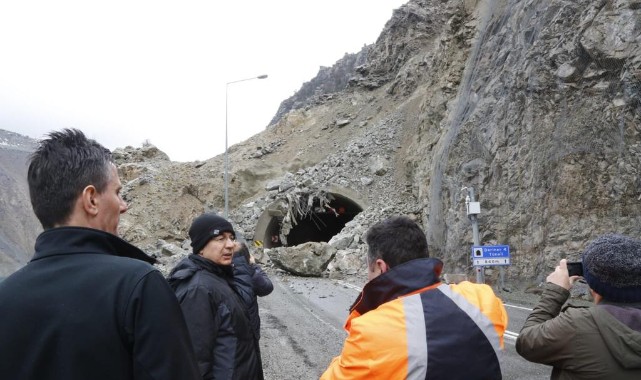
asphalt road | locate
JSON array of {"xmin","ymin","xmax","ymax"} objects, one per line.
[{"xmin": 259, "ymin": 275, "xmax": 552, "ymax": 380}]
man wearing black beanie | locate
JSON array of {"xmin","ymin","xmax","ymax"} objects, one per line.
[
  {"xmin": 168, "ymin": 212, "xmax": 264, "ymax": 380},
  {"xmin": 516, "ymin": 233, "xmax": 641, "ymax": 379}
]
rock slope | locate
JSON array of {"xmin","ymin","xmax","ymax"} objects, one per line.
[{"xmin": 2, "ymin": 0, "xmax": 640, "ymax": 289}]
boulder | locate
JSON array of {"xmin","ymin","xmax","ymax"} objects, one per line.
[
  {"xmin": 326, "ymin": 248, "xmax": 365, "ymax": 277},
  {"xmin": 267, "ymin": 242, "xmax": 336, "ymax": 277}
]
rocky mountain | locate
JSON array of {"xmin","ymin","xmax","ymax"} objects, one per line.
[
  {"xmin": 269, "ymin": 48, "xmax": 370, "ymax": 126},
  {"xmin": 2, "ymin": 0, "xmax": 640, "ymax": 290},
  {"xmin": 0, "ymin": 130, "xmax": 41, "ymax": 278}
]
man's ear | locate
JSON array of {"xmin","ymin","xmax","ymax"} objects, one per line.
[
  {"xmin": 81, "ymin": 185, "xmax": 99, "ymax": 216},
  {"xmin": 375, "ymin": 258, "xmax": 389, "ymax": 274},
  {"xmin": 590, "ymin": 289, "xmax": 603, "ymax": 305}
]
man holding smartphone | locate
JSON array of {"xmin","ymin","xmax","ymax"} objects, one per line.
[{"xmin": 516, "ymin": 234, "xmax": 641, "ymax": 379}]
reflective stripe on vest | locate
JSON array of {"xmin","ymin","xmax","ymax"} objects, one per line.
[
  {"xmin": 403, "ymin": 294, "xmax": 428, "ymax": 380},
  {"xmin": 437, "ymin": 283, "xmax": 502, "ymax": 354}
]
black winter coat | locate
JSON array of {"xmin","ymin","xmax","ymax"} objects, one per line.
[
  {"xmin": 0, "ymin": 227, "xmax": 200, "ymax": 380},
  {"xmin": 168, "ymin": 255, "xmax": 263, "ymax": 380},
  {"xmin": 232, "ymin": 254, "xmax": 273, "ymax": 340}
]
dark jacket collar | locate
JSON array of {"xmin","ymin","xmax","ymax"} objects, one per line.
[
  {"xmin": 351, "ymin": 257, "xmax": 443, "ymax": 315},
  {"xmin": 31, "ymin": 226, "xmax": 156, "ymax": 264},
  {"xmin": 167, "ymin": 254, "xmax": 234, "ymax": 284},
  {"xmin": 189, "ymin": 254, "xmax": 234, "ymax": 277}
]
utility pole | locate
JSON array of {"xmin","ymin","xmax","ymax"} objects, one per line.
[{"xmin": 464, "ymin": 187, "xmax": 484, "ymax": 283}]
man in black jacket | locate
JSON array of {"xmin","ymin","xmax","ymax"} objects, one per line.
[
  {"xmin": 168, "ymin": 213, "xmax": 263, "ymax": 380},
  {"xmin": 0, "ymin": 129, "xmax": 200, "ymax": 380}
]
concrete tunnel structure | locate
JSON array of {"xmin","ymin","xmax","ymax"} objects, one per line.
[{"xmin": 253, "ymin": 187, "xmax": 366, "ymax": 248}]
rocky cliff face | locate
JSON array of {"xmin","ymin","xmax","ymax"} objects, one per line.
[
  {"xmin": 2, "ymin": 0, "xmax": 640, "ymax": 287},
  {"xmin": 0, "ymin": 130, "xmax": 41, "ymax": 278},
  {"xmin": 405, "ymin": 0, "xmax": 641, "ymax": 280}
]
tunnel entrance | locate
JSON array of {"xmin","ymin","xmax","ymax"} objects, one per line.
[{"xmin": 257, "ymin": 191, "xmax": 364, "ymax": 248}]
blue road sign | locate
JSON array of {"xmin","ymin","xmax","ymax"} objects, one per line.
[{"xmin": 472, "ymin": 245, "xmax": 510, "ymax": 266}]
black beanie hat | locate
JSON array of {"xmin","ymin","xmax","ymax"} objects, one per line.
[
  {"xmin": 582, "ymin": 233, "xmax": 641, "ymax": 303},
  {"xmin": 188, "ymin": 213, "xmax": 235, "ymax": 254}
]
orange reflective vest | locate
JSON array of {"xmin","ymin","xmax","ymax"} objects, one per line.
[{"xmin": 321, "ymin": 258, "xmax": 507, "ymax": 380}]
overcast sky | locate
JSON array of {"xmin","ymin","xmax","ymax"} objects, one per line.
[{"xmin": 0, "ymin": 1, "xmax": 407, "ymax": 162}]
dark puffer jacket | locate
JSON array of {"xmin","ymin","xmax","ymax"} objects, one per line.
[
  {"xmin": 232, "ymin": 254, "xmax": 273, "ymax": 340},
  {"xmin": 168, "ymin": 254, "xmax": 263, "ymax": 380}
]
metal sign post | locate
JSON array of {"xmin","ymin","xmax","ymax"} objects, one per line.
[{"xmin": 464, "ymin": 187, "xmax": 483, "ymax": 283}]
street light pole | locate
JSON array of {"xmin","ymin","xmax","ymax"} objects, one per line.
[{"xmin": 224, "ymin": 74, "xmax": 268, "ymax": 218}]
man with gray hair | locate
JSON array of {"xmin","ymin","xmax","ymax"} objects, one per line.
[{"xmin": 516, "ymin": 233, "xmax": 641, "ymax": 379}]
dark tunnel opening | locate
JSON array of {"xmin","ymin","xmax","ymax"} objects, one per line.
[{"xmin": 264, "ymin": 193, "xmax": 363, "ymax": 248}]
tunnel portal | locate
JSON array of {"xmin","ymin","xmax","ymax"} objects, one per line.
[{"xmin": 259, "ymin": 192, "xmax": 363, "ymax": 248}]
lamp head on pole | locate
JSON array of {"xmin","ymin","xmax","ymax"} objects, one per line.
[{"xmin": 227, "ymin": 74, "xmax": 269, "ymax": 85}]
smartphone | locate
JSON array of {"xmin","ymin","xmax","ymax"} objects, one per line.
[{"xmin": 566, "ymin": 261, "xmax": 583, "ymax": 277}]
